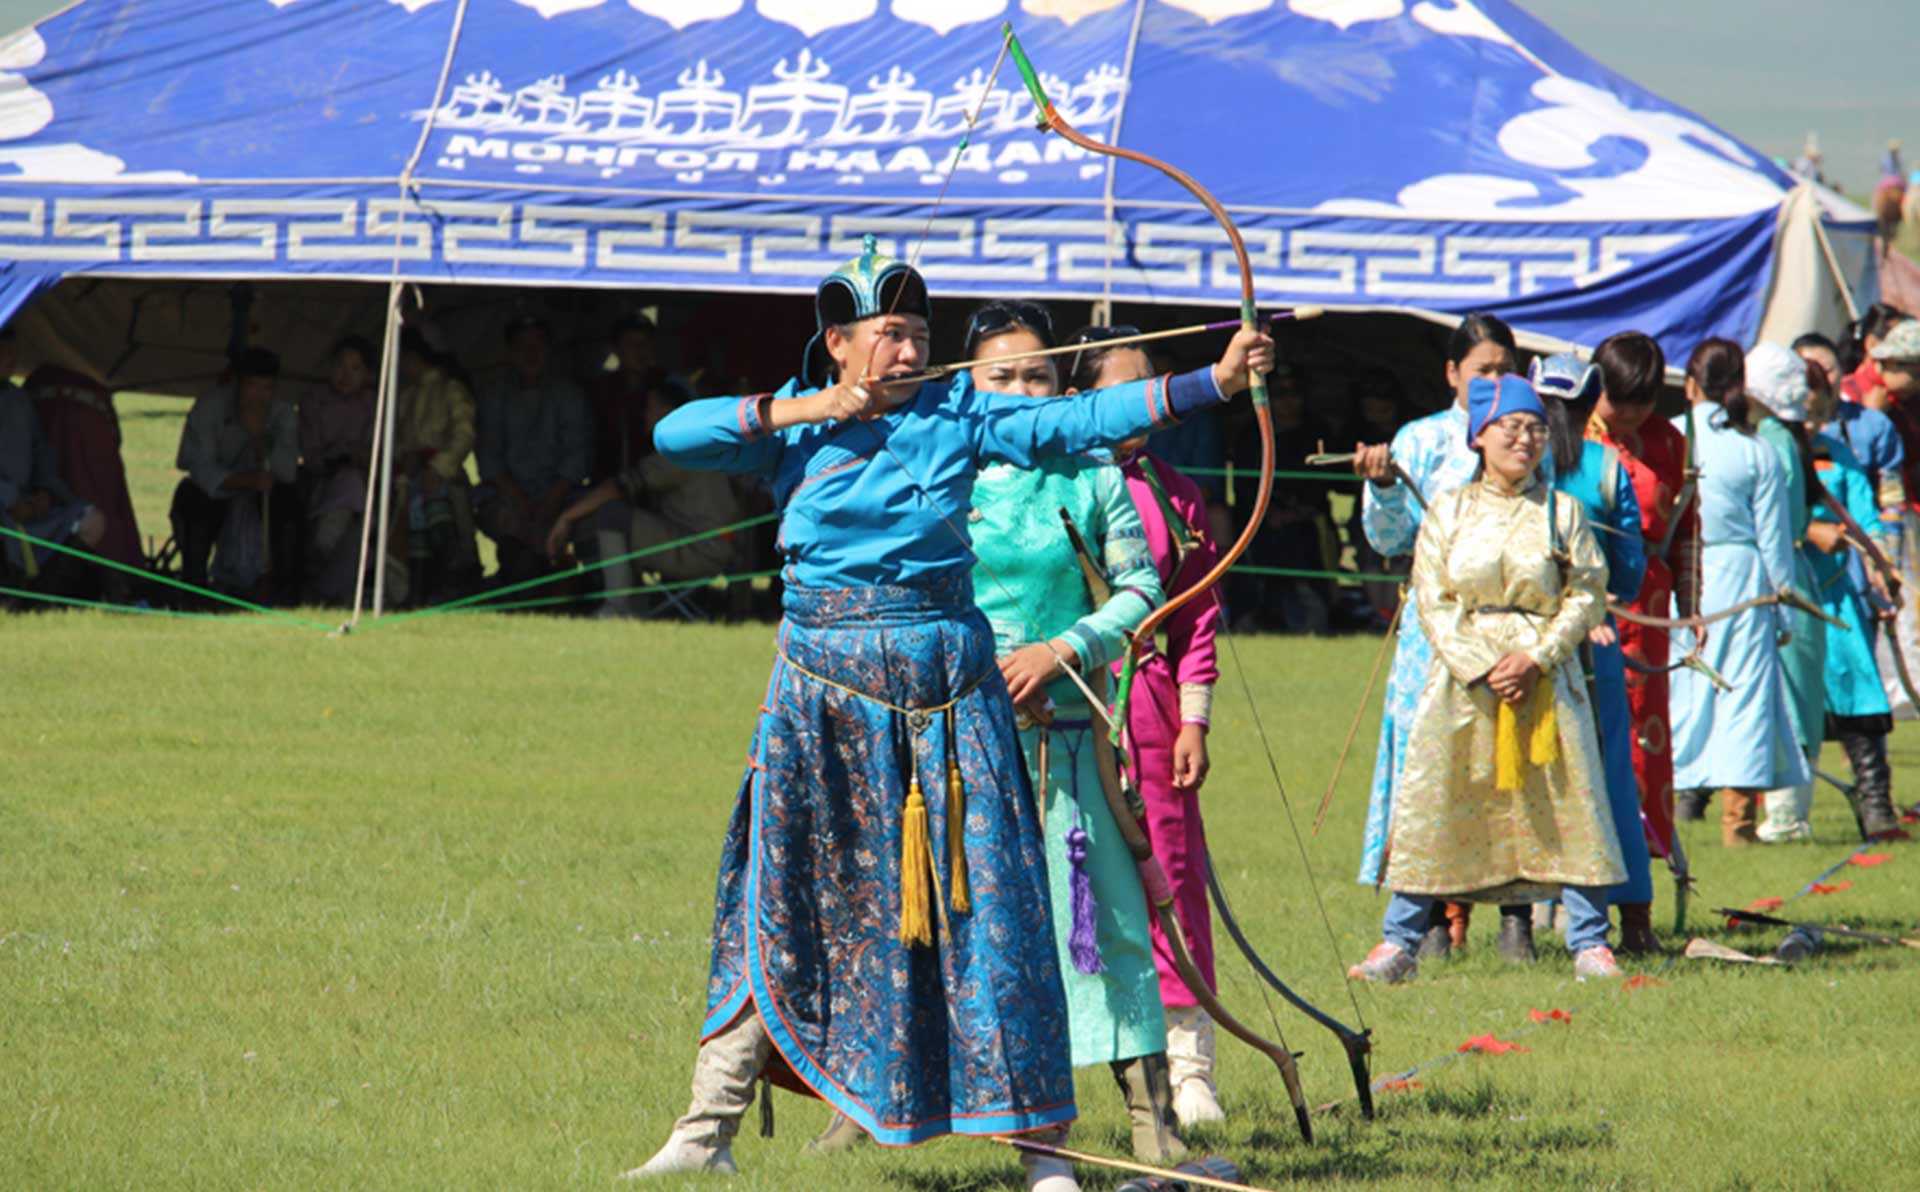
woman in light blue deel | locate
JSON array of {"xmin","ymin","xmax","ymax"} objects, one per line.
[
  {"xmin": 1745, "ymin": 342, "xmax": 1829, "ymax": 842},
  {"xmin": 1533, "ymin": 352, "xmax": 1657, "ymax": 951},
  {"xmin": 1668, "ymin": 340, "xmax": 1810, "ymax": 847}
]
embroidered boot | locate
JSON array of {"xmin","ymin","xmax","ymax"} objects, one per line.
[
  {"xmin": 621, "ymin": 1012, "xmax": 772, "ymax": 1179},
  {"xmin": 1719, "ymin": 789, "xmax": 1759, "ymax": 847},
  {"xmin": 1615, "ymin": 902, "xmax": 1662, "ymax": 955},
  {"xmin": 1497, "ymin": 905, "xmax": 1536, "ymax": 965},
  {"xmin": 1110, "ymin": 1052, "xmax": 1188, "ymax": 1164},
  {"xmin": 1165, "ymin": 1007, "xmax": 1224, "ymax": 1128},
  {"xmin": 1445, "ymin": 900, "xmax": 1473, "ymax": 951}
]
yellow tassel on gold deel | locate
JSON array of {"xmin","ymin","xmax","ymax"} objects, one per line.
[
  {"xmin": 899, "ymin": 777, "xmax": 934, "ymax": 946},
  {"xmin": 947, "ymin": 762, "xmax": 970, "ymax": 914},
  {"xmin": 1494, "ymin": 682, "xmax": 1560, "ymax": 794}
]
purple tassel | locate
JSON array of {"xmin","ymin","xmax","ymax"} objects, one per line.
[{"xmin": 1066, "ymin": 827, "xmax": 1104, "ymax": 974}]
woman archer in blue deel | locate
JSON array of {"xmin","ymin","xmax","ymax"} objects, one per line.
[{"xmin": 625, "ymin": 235, "xmax": 1271, "ymax": 1192}]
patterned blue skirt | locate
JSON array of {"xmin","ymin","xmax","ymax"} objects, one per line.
[{"xmin": 700, "ymin": 576, "xmax": 1075, "ymax": 1145}]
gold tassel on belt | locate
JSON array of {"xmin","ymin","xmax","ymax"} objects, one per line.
[
  {"xmin": 899, "ymin": 766, "xmax": 934, "ymax": 947},
  {"xmin": 945, "ymin": 707, "xmax": 970, "ymax": 914}
]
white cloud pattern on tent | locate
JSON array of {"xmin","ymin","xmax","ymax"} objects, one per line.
[
  {"xmin": 1315, "ymin": 74, "xmax": 1780, "ymax": 220},
  {"xmin": 0, "ymin": 28, "xmax": 193, "ymax": 180}
]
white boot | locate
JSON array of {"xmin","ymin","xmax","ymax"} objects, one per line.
[
  {"xmin": 1758, "ymin": 783, "xmax": 1814, "ymax": 843},
  {"xmin": 1166, "ymin": 1006, "xmax": 1224, "ymax": 1127},
  {"xmin": 620, "ymin": 1013, "xmax": 771, "ymax": 1179},
  {"xmin": 1018, "ymin": 1129, "xmax": 1081, "ymax": 1192},
  {"xmin": 597, "ymin": 530, "xmax": 638, "ymax": 618}
]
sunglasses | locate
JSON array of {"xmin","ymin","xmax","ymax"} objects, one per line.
[{"xmin": 964, "ymin": 301, "xmax": 1056, "ymax": 355}]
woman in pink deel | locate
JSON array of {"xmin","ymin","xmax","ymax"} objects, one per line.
[{"xmin": 1067, "ymin": 325, "xmax": 1226, "ymax": 1128}]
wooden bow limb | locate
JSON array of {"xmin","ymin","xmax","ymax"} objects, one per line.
[
  {"xmin": 1085, "ymin": 679, "xmax": 1314, "ymax": 1144},
  {"xmin": 1607, "ymin": 589, "xmax": 1844, "ymax": 633},
  {"xmin": 1204, "ymin": 855, "xmax": 1375, "ymax": 1121},
  {"xmin": 989, "ymin": 1136, "xmax": 1274, "ymax": 1192},
  {"xmin": 1811, "ymin": 765, "xmax": 1874, "ymax": 840}
]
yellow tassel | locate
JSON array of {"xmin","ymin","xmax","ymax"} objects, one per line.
[
  {"xmin": 1529, "ymin": 684, "xmax": 1560, "ymax": 767},
  {"xmin": 1495, "ymin": 682, "xmax": 1559, "ymax": 794},
  {"xmin": 947, "ymin": 761, "xmax": 970, "ymax": 914},
  {"xmin": 1495, "ymin": 699, "xmax": 1525, "ymax": 793},
  {"xmin": 899, "ymin": 778, "xmax": 933, "ymax": 947}
]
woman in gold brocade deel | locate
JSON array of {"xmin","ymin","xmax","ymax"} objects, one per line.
[{"xmin": 1348, "ymin": 374, "xmax": 1627, "ymax": 985}]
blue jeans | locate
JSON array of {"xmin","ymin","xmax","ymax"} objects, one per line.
[{"xmin": 1383, "ymin": 889, "xmax": 1611, "ymax": 955}]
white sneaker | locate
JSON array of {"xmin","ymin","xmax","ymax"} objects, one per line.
[
  {"xmin": 1173, "ymin": 1077, "xmax": 1225, "ymax": 1128},
  {"xmin": 619, "ymin": 1131, "xmax": 737, "ymax": 1180},
  {"xmin": 1347, "ymin": 941, "xmax": 1418, "ymax": 984},
  {"xmin": 1573, "ymin": 945, "xmax": 1622, "ymax": 982}
]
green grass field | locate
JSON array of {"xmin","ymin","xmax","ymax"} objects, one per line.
[
  {"xmin": 6, "ymin": 393, "xmax": 1918, "ymax": 1189},
  {"xmin": 5, "ymin": 612, "xmax": 1919, "ymax": 1190}
]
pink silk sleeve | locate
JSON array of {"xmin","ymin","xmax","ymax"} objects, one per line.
[{"xmin": 1150, "ymin": 460, "xmax": 1222, "ymax": 690}]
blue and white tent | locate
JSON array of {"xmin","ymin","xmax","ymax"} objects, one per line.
[{"xmin": 0, "ymin": 0, "xmax": 1878, "ymax": 364}]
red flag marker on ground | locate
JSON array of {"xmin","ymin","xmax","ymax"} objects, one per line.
[
  {"xmin": 1622, "ymin": 974, "xmax": 1666, "ymax": 993},
  {"xmin": 1528, "ymin": 1008, "xmax": 1573, "ymax": 1024},
  {"xmin": 1458, "ymin": 1034, "xmax": 1530, "ymax": 1055},
  {"xmin": 1746, "ymin": 896, "xmax": 1785, "ymax": 911},
  {"xmin": 1379, "ymin": 1078, "xmax": 1423, "ymax": 1092},
  {"xmin": 1849, "ymin": 852, "xmax": 1894, "ymax": 868},
  {"xmin": 1808, "ymin": 880, "xmax": 1854, "ymax": 895}
]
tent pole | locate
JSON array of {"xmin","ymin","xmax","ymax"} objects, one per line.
[
  {"xmin": 350, "ymin": 0, "xmax": 472, "ymax": 626},
  {"xmin": 370, "ymin": 286, "xmax": 404, "ymax": 617},
  {"xmin": 346, "ymin": 284, "xmax": 400, "ymax": 629},
  {"xmin": 1809, "ymin": 195, "xmax": 1863, "ymax": 324}
]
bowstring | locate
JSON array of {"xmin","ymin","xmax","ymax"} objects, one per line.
[
  {"xmin": 1219, "ymin": 605, "xmax": 1373, "ymax": 1031},
  {"xmin": 857, "ymin": 29, "xmax": 1364, "ymax": 1044}
]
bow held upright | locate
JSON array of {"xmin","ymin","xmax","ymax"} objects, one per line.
[{"xmin": 1002, "ymin": 24, "xmax": 1313, "ymax": 1144}]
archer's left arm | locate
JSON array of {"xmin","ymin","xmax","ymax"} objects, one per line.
[
  {"xmin": 969, "ymin": 368, "xmax": 1227, "ymax": 468},
  {"xmin": 1060, "ymin": 467, "xmax": 1166, "ymax": 673}
]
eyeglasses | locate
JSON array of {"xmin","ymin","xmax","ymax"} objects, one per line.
[
  {"xmin": 965, "ymin": 301, "xmax": 1056, "ymax": 355},
  {"xmin": 1489, "ymin": 417, "xmax": 1548, "ymax": 441}
]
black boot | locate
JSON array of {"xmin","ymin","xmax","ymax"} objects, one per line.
[
  {"xmin": 1840, "ymin": 731, "xmax": 1902, "ymax": 840},
  {"xmin": 1497, "ymin": 904, "xmax": 1536, "ymax": 964},
  {"xmin": 1675, "ymin": 789, "xmax": 1709, "ymax": 821}
]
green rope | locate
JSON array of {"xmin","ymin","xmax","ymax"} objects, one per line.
[
  {"xmin": 0, "ymin": 585, "xmax": 258, "ymax": 623},
  {"xmin": 1233, "ymin": 564, "xmax": 1403, "ymax": 584},
  {"xmin": 1182, "ymin": 466, "xmax": 1361, "ymax": 484},
  {"xmin": 369, "ymin": 511, "xmax": 780, "ymax": 626},
  {"xmin": 433, "ymin": 569, "xmax": 781, "ymax": 616},
  {"xmin": 0, "ymin": 523, "xmax": 334, "ymax": 631}
]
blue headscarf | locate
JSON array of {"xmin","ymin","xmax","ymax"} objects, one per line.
[{"xmin": 1465, "ymin": 374, "xmax": 1547, "ymax": 446}]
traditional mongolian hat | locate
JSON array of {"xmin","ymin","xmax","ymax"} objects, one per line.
[{"xmin": 800, "ymin": 233, "xmax": 931, "ymax": 388}]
